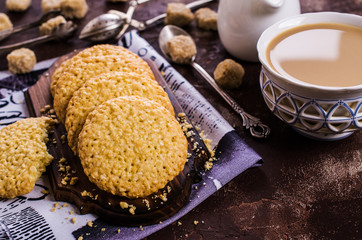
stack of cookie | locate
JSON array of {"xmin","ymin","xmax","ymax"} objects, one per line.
[{"xmin": 51, "ymin": 44, "xmax": 188, "ymax": 199}]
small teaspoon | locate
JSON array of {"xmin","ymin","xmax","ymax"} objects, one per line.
[{"xmin": 158, "ymin": 25, "xmax": 271, "ymax": 139}]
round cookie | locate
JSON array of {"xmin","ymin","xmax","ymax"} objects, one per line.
[
  {"xmin": 51, "ymin": 58, "xmax": 70, "ymax": 96},
  {"xmin": 65, "ymin": 71, "xmax": 175, "ymax": 155},
  {"xmin": 53, "ymin": 51, "xmax": 154, "ymax": 124},
  {"xmin": 0, "ymin": 117, "xmax": 55, "ymax": 198},
  {"xmin": 78, "ymin": 96, "xmax": 188, "ymax": 199},
  {"xmin": 50, "ymin": 44, "xmax": 148, "ymax": 96}
]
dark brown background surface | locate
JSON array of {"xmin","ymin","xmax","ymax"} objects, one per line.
[{"xmin": 1, "ymin": 0, "xmax": 361, "ymax": 239}]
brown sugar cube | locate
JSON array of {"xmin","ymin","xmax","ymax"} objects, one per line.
[
  {"xmin": 41, "ymin": 0, "xmax": 61, "ymax": 13},
  {"xmin": 6, "ymin": 0, "xmax": 31, "ymax": 12},
  {"xmin": 60, "ymin": 0, "xmax": 88, "ymax": 19},
  {"xmin": 166, "ymin": 35, "xmax": 197, "ymax": 64},
  {"xmin": 214, "ymin": 59, "xmax": 245, "ymax": 89},
  {"xmin": 39, "ymin": 15, "xmax": 66, "ymax": 35},
  {"xmin": 195, "ymin": 8, "xmax": 218, "ymax": 31},
  {"xmin": 0, "ymin": 13, "xmax": 13, "ymax": 31},
  {"xmin": 164, "ymin": 3, "xmax": 195, "ymax": 27},
  {"xmin": 7, "ymin": 48, "xmax": 37, "ymax": 74}
]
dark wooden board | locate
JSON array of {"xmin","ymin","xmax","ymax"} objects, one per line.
[{"xmin": 24, "ymin": 52, "xmax": 210, "ymax": 226}]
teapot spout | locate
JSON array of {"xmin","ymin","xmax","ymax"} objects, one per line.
[{"xmin": 261, "ymin": 0, "xmax": 285, "ymax": 9}]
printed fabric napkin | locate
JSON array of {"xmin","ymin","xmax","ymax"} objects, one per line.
[{"xmin": 0, "ymin": 31, "xmax": 262, "ymax": 240}]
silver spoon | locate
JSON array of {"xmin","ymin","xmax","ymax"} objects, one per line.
[
  {"xmin": 0, "ymin": 11, "xmax": 62, "ymax": 42},
  {"xmin": 79, "ymin": 0, "xmax": 215, "ymax": 42},
  {"xmin": 79, "ymin": 0, "xmax": 141, "ymax": 42},
  {"xmin": 0, "ymin": 21, "xmax": 77, "ymax": 55},
  {"xmin": 158, "ymin": 25, "xmax": 271, "ymax": 139},
  {"xmin": 79, "ymin": 13, "xmax": 125, "ymax": 42}
]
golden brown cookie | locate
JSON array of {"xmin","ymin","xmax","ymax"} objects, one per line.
[
  {"xmin": 78, "ymin": 96, "xmax": 187, "ymax": 199},
  {"xmin": 53, "ymin": 48, "xmax": 154, "ymax": 124},
  {"xmin": 50, "ymin": 44, "xmax": 145, "ymax": 96},
  {"xmin": 65, "ymin": 71, "xmax": 174, "ymax": 155},
  {"xmin": 0, "ymin": 117, "xmax": 55, "ymax": 198}
]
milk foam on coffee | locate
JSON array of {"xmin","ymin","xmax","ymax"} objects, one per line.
[{"xmin": 267, "ymin": 23, "xmax": 362, "ymax": 87}]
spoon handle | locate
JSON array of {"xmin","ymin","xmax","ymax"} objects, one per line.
[
  {"xmin": 116, "ymin": 0, "xmax": 139, "ymax": 38},
  {"xmin": 0, "ymin": 35, "xmax": 55, "ymax": 55},
  {"xmin": 191, "ymin": 61, "xmax": 271, "ymax": 138},
  {"xmin": 0, "ymin": 21, "xmax": 40, "ymax": 41},
  {"xmin": 0, "ymin": 11, "xmax": 62, "ymax": 42}
]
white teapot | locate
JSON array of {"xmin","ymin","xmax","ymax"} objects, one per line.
[{"xmin": 217, "ymin": 0, "xmax": 301, "ymax": 62}]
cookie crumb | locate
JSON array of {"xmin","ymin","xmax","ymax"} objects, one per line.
[
  {"xmin": 204, "ymin": 161, "xmax": 213, "ymax": 170},
  {"xmin": 120, "ymin": 201, "xmax": 129, "ymax": 209},
  {"xmin": 61, "ymin": 134, "xmax": 67, "ymax": 143},
  {"xmin": 129, "ymin": 205, "xmax": 136, "ymax": 215},
  {"xmin": 159, "ymin": 193, "xmax": 168, "ymax": 202},
  {"xmin": 142, "ymin": 199, "xmax": 151, "ymax": 210},
  {"xmin": 70, "ymin": 177, "xmax": 79, "ymax": 185}
]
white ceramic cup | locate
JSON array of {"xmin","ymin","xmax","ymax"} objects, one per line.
[
  {"xmin": 257, "ymin": 12, "xmax": 362, "ymax": 140},
  {"xmin": 217, "ymin": 0, "xmax": 301, "ymax": 62}
]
